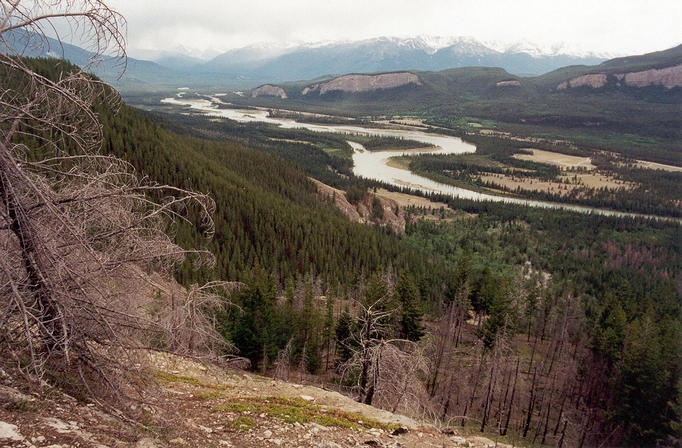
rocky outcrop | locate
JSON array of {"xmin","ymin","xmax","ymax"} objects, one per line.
[
  {"xmin": 557, "ymin": 64, "xmax": 682, "ymax": 90},
  {"xmin": 251, "ymin": 84, "xmax": 288, "ymax": 99},
  {"xmin": 557, "ymin": 73, "xmax": 607, "ymax": 90},
  {"xmin": 0, "ymin": 348, "xmax": 518, "ymax": 448},
  {"xmin": 496, "ymin": 80, "xmax": 521, "ymax": 87},
  {"xmin": 311, "ymin": 179, "xmax": 406, "ymax": 233},
  {"xmin": 302, "ymin": 72, "xmax": 421, "ymax": 95},
  {"xmin": 617, "ymin": 64, "xmax": 682, "ymax": 89}
]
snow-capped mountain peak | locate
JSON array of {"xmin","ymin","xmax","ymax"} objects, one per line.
[{"xmin": 485, "ymin": 39, "xmax": 618, "ymax": 59}]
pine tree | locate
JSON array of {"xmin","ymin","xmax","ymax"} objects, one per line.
[
  {"xmin": 395, "ymin": 272, "xmax": 424, "ymax": 341},
  {"xmin": 615, "ymin": 315, "xmax": 676, "ymax": 445},
  {"xmin": 323, "ymin": 284, "xmax": 337, "ymax": 370},
  {"xmin": 335, "ymin": 308, "xmax": 355, "ymax": 364},
  {"xmin": 478, "ymin": 276, "xmax": 515, "ymax": 348},
  {"xmin": 231, "ymin": 267, "xmax": 278, "ymax": 369}
]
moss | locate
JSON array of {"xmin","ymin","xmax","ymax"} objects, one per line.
[
  {"xmin": 193, "ymin": 390, "xmax": 225, "ymax": 400},
  {"xmin": 154, "ymin": 371, "xmax": 233, "ymax": 390},
  {"xmin": 3, "ymin": 399, "xmax": 39, "ymax": 413},
  {"xmin": 155, "ymin": 371, "xmax": 202, "ymax": 385},
  {"xmin": 212, "ymin": 396, "xmax": 399, "ymax": 432},
  {"xmin": 227, "ymin": 416, "xmax": 256, "ymax": 432}
]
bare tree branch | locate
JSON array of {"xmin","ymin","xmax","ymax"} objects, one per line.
[{"xmin": 0, "ymin": 0, "xmax": 235, "ymax": 409}]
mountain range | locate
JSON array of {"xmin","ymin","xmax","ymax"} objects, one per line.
[
  {"xmin": 3, "ymin": 32, "xmax": 609, "ymax": 90},
  {"xmin": 196, "ymin": 36, "xmax": 607, "ymax": 81}
]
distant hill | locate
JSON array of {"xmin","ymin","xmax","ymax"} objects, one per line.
[
  {"xmin": 0, "ymin": 29, "xmax": 180, "ymax": 88},
  {"xmin": 256, "ymin": 44, "xmax": 682, "ymax": 100},
  {"xmin": 535, "ymin": 44, "xmax": 682, "ymax": 91},
  {"xmin": 249, "ymin": 44, "xmax": 682, "ymax": 110},
  {"xmin": 0, "ymin": 30, "xmax": 257, "ymax": 90},
  {"xmin": 244, "ymin": 45, "xmax": 681, "ymax": 164}
]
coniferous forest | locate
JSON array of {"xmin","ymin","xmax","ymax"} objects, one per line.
[{"xmin": 9, "ymin": 58, "xmax": 682, "ymax": 447}]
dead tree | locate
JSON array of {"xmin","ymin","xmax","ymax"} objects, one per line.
[
  {"xmin": 523, "ymin": 365, "xmax": 539, "ymax": 438},
  {"xmin": 274, "ymin": 339, "xmax": 294, "ymax": 381},
  {"xmin": 339, "ymin": 295, "xmax": 430, "ymax": 415},
  {"xmin": 501, "ymin": 357, "xmax": 520, "ymax": 436},
  {"xmin": 340, "ymin": 297, "xmax": 395, "ymax": 405},
  {"xmin": 0, "ymin": 0, "xmax": 232, "ymax": 406}
]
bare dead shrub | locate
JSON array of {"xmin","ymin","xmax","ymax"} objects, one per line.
[
  {"xmin": 274, "ymin": 338, "xmax": 295, "ymax": 381},
  {"xmin": 0, "ymin": 0, "xmax": 234, "ymax": 407},
  {"xmin": 338, "ymin": 297, "xmax": 431, "ymax": 417}
]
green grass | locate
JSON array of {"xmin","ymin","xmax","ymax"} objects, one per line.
[
  {"xmin": 322, "ymin": 146, "xmax": 353, "ymax": 159},
  {"xmin": 3, "ymin": 399, "xmax": 40, "ymax": 413},
  {"xmin": 453, "ymin": 117, "xmax": 498, "ymax": 129},
  {"xmin": 212, "ymin": 396, "xmax": 399, "ymax": 431}
]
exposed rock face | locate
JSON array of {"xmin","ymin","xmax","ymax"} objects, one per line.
[
  {"xmin": 0, "ymin": 349, "xmax": 520, "ymax": 448},
  {"xmin": 302, "ymin": 72, "xmax": 421, "ymax": 95},
  {"xmin": 557, "ymin": 73, "xmax": 607, "ymax": 90},
  {"xmin": 251, "ymin": 84, "xmax": 288, "ymax": 99},
  {"xmin": 557, "ymin": 64, "xmax": 682, "ymax": 90},
  {"xmin": 311, "ymin": 179, "xmax": 406, "ymax": 234},
  {"xmin": 496, "ymin": 80, "xmax": 521, "ymax": 87},
  {"xmin": 618, "ymin": 64, "xmax": 682, "ymax": 88}
]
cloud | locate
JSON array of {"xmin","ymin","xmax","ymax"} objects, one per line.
[{"xmin": 107, "ymin": 0, "xmax": 682, "ymax": 57}]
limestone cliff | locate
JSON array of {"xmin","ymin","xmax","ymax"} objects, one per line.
[
  {"xmin": 557, "ymin": 73, "xmax": 607, "ymax": 90},
  {"xmin": 311, "ymin": 179, "xmax": 406, "ymax": 234},
  {"xmin": 251, "ymin": 84, "xmax": 288, "ymax": 99},
  {"xmin": 617, "ymin": 64, "xmax": 682, "ymax": 89},
  {"xmin": 557, "ymin": 64, "xmax": 682, "ymax": 90},
  {"xmin": 496, "ymin": 80, "xmax": 521, "ymax": 87},
  {"xmin": 302, "ymin": 72, "xmax": 421, "ymax": 95}
]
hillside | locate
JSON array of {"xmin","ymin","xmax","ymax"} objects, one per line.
[
  {"xmin": 0, "ymin": 352, "xmax": 513, "ymax": 448},
  {"xmin": 4, "ymin": 56, "xmax": 681, "ymax": 448}
]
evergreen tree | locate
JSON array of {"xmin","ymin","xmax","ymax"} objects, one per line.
[
  {"xmin": 591, "ymin": 294, "xmax": 627, "ymax": 366},
  {"xmin": 304, "ymin": 337, "xmax": 323, "ymax": 374},
  {"xmin": 615, "ymin": 315, "xmax": 677, "ymax": 445},
  {"xmin": 395, "ymin": 272, "xmax": 424, "ymax": 341},
  {"xmin": 470, "ymin": 265, "xmax": 495, "ymax": 315},
  {"xmin": 231, "ymin": 267, "xmax": 278, "ymax": 369},
  {"xmin": 322, "ymin": 284, "xmax": 337, "ymax": 370},
  {"xmin": 449, "ymin": 247, "xmax": 472, "ymax": 300},
  {"xmin": 478, "ymin": 276, "xmax": 515, "ymax": 348},
  {"xmin": 365, "ymin": 273, "xmax": 390, "ymax": 307},
  {"xmin": 335, "ymin": 308, "xmax": 355, "ymax": 364}
]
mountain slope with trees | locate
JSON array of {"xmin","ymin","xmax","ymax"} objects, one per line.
[{"xmin": 2, "ymin": 1, "xmax": 681, "ymax": 444}]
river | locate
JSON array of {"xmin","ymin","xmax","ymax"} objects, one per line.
[{"xmin": 160, "ymin": 96, "xmax": 676, "ymax": 221}]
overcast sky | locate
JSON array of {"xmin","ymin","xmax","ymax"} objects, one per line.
[{"xmin": 107, "ymin": 0, "xmax": 681, "ymax": 58}]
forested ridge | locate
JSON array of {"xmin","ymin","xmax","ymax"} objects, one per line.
[
  {"xmin": 98, "ymin": 102, "xmax": 450, "ymax": 294},
  {"xmin": 111, "ymin": 98, "xmax": 682, "ymax": 446},
  {"xmin": 19, "ymin": 58, "xmax": 682, "ymax": 447}
]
